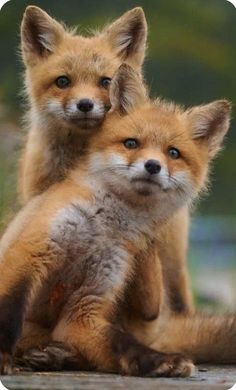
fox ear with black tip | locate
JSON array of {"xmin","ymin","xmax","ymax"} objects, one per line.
[
  {"xmin": 186, "ymin": 100, "xmax": 232, "ymax": 158},
  {"xmin": 21, "ymin": 6, "xmax": 66, "ymax": 65},
  {"xmin": 109, "ymin": 64, "xmax": 148, "ymax": 115},
  {"xmin": 103, "ymin": 8, "xmax": 148, "ymax": 71}
]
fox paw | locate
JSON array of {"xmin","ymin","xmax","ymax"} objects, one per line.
[
  {"xmin": 15, "ymin": 342, "xmax": 90, "ymax": 371},
  {"xmin": 148, "ymin": 353, "xmax": 195, "ymax": 377},
  {"xmin": 120, "ymin": 350, "xmax": 195, "ymax": 377}
]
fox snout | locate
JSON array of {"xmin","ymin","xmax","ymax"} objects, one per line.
[
  {"xmin": 144, "ymin": 160, "xmax": 162, "ymax": 175},
  {"xmin": 77, "ymin": 99, "xmax": 94, "ymax": 113},
  {"xmin": 68, "ymin": 97, "xmax": 108, "ymax": 127},
  {"xmin": 77, "ymin": 99, "xmax": 111, "ymax": 114},
  {"xmin": 46, "ymin": 97, "xmax": 108, "ymax": 129}
]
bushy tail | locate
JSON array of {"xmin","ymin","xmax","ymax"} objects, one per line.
[{"xmin": 150, "ymin": 314, "xmax": 236, "ymax": 364}]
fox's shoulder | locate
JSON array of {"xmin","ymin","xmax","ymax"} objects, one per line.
[{"xmin": 0, "ymin": 178, "xmax": 93, "ymax": 255}]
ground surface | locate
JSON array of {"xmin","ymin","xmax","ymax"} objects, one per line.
[{"xmin": 1, "ymin": 366, "xmax": 236, "ymax": 390}]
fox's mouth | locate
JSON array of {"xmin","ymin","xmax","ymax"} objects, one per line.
[
  {"xmin": 131, "ymin": 177, "xmax": 162, "ymax": 188},
  {"xmin": 130, "ymin": 177, "xmax": 164, "ymax": 196},
  {"xmin": 68, "ymin": 116, "xmax": 104, "ymax": 128}
]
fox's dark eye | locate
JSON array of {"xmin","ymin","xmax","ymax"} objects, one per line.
[
  {"xmin": 100, "ymin": 77, "xmax": 111, "ymax": 89},
  {"xmin": 168, "ymin": 147, "xmax": 180, "ymax": 159},
  {"xmin": 123, "ymin": 139, "xmax": 139, "ymax": 149},
  {"xmin": 55, "ymin": 76, "xmax": 71, "ymax": 89}
]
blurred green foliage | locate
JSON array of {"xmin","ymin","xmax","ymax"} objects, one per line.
[{"xmin": 0, "ymin": 0, "xmax": 235, "ymax": 217}]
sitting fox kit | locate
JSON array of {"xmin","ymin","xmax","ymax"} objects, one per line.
[
  {"xmin": 0, "ymin": 64, "xmax": 233, "ymax": 376},
  {"xmin": 19, "ymin": 5, "xmax": 193, "ymax": 321}
]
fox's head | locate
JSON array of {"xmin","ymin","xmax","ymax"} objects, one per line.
[
  {"xmin": 87, "ymin": 65, "xmax": 231, "ymax": 213},
  {"xmin": 21, "ymin": 6, "xmax": 147, "ymax": 130}
]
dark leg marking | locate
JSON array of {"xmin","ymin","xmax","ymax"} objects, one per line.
[{"xmin": 0, "ymin": 278, "xmax": 31, "ymax": 374}]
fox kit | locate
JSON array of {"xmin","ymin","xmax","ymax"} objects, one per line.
[
  {"xmin": 0, "ymin": 65, "xmax": 234, "ymax": 377},
  {"xmin": 19, "ymin": 6, "xmax": 147, "ymax": 203},
  {"xmin": 19, "ymin": 5, "xmax": 193, "ymax": 319}
]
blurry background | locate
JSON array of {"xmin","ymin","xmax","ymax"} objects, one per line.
[{"xmin": 0, "ymin": 0, "xmax": 235, "ymax": 309}]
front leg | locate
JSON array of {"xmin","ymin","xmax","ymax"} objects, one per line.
[
  {"xmin": 0, "ymin": 232, "xmax": 54, "ymax": 374},
  {"xmin": 127, "ymin": 242, "xmax": 163, "ymax": 321},
  {"xmin": 52, "ymin": 273, "xmax": 194, "ymax": 377},
  {"xmin": 157, "ymin": 208, "xmax": 193, "ymax": 314}
]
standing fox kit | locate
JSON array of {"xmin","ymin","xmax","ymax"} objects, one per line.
[
  {"xmin": 0, "ymin": 65, "xmax": 233, "ymax": 376},
  {"xmin": 19, "ymin": 5, "xmax": 193, "ymax": 318}
]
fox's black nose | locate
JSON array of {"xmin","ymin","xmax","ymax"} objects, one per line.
[
  {"xmin": 145, "ymin": 159, "xmax": 162, "ymax": 175},
  {"xmin": 77, "ymin": 99, "xmax": 94, "ymax": 112}
]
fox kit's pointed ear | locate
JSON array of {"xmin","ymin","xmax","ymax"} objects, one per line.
[
  {"xmin": 110, "ymin": 64, "xmax": 147, "ymax": 114},
  {"xmin": 186, "ymin": 100, "xmax": 231, "ymax": 158},
  {"xmin": 103, "ymin": 8, "xmax": 147, "ymax": 70},
  {"xmin": 21, "ymin": 6, "xmax": 65, "ymax": 65}
]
